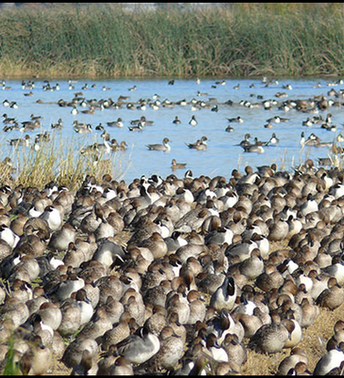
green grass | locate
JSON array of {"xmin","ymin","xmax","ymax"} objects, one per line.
[
  {"xmin": 0, "ymin": 3, "xmax": 344, "ymax": 78},
  {"xmin": 3, "ymin": 334, "xmax": 20, "ymax": 376}
]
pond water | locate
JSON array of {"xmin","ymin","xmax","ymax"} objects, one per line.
[{"xmin": 0, "ymin": 76, "xmax": 343, "ymax": 183}]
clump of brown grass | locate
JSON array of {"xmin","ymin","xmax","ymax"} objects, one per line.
[{"xmin": 0, "ymin": 134, "xmax": 130, "ymax": 192}]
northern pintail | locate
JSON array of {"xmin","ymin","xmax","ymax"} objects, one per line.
[
  {"xmin": 150, "ymin": 325, "xmax": 184, "ymax": 372},
  {"xmin": 19, "ymin": 335, "xmax": 52, "ymax": 375},
  {"xmin": 277, "ymin": 347, "xmax": 309, "ymax": 375},
  {"xmin": 130, "ymin": 116, "xmax": 154, "ymax": 126},
  {"xmin": 107, "ymin": 117, "xmax": 124, "ymax": 128},
  {"xmin": 316, "ymin": 277, "xmax": 344, "ymax": 310},
  {"xmin": 227, "ymin": 116, "xmax": 243, "ymax": 123},
  {"xmin": 73, "ymin": 121, "xmax": 92, "ymax": 134},
  {"xmin": 8, "ymin": 134, "xmax": 31, "ymax": 147},
  {"xmin": 209, "ymin": 276, "xmax": 237, "ymax": 312},
  {"xmin": 115, "ymin": 322, "xmax": 160, "ymax": 364},
  {"xmin": 327, "ymin": 320, "xmax": 344, "ymax": 351},
  {"xmin": 146, "ymin": 138, "xmax": 171, "ymax": 152},
  {"xmin": 61, "ymin": 337, "xmax": 98, "ymax": 369},
  {"xmin": 248, "ymin": 311, "xmax": 291, "ymax": 354},
  {"xmin": 128, "ymin": 122, "xmax": 143, "ymax": 131},
  {"xmin": 186, "ymin": 135, "xmax": 208, "ymax": 150},
  {"xmin": 171, "ymin": 159, "xmax": 187, "ymax": 170},
  {"xmin": 313, "ymin": 342, "xmax": 344, "ymax": 375},
  {"xmin": 242, "ymin": 141, "xmax": 264, "ymax": 154},
  {"xmin": 189, "ymin": 115, "xmax": 198, "ymax": 126},
  {"xmin": 47, "ymin": 223, "xmax": 76, "ymax": 252},
  {"xmin": 266, "ymin": 132, "xmax": 279, "ymax": 145},
  {"xmin": 222, "ymin": 333, "xmax": 247, "ymax": 368},
  {"xmin": 172, "ymin": 116, "xmax": 181, "ymax": 124},
  {"xmin": 3, "ymin": 113, "xmax": 17, "ymax": 124},
  {"xmin": 39, "ymin": 205, "xmax": 62, "ymax": 231}
]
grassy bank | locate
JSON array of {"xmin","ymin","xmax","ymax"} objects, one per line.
[{"xmin": 0, "ymin": 3, "xmax": 344, "ymax": 78}]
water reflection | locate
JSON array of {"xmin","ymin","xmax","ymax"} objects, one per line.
[{"xmin": 0, "ymin": 76, "xmax": 342, "ymax": 183}]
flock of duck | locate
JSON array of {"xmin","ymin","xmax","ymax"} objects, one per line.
[
  {"xmin": 3, "ymin": 76, "xmax": 344, "ymax": 180},
  {"xmin": 1, "ymin": 154, "xmax": 344, "ymax": 374}
]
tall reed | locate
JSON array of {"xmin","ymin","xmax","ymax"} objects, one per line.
[{"xmin": 0, "ymin": 3, "xmax": 344, "ymax": 78}]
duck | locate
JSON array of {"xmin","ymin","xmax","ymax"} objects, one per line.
[
  {"xmin": 327, "ymin": 320, "xmax": 344, "ymax": 351},
  {"xmin": 313, "ymin": 342, "xmax": 344, "ymax": 375},
  {"xmin": 222, "ymin": 333, "xmax": 247, "ymax": 368},
  {"xmin": 227, "ymin": 116, "xmax": 243, "ymax": 123},
  {"xmin": 209, "ymin": 276, "xmax": 237, "ymax": 312},
  {"xmin": 316, "ymin": 277, "xmax": 344, "ymax": 310},
  {"xmin": 242, "ymin": 142, "xmax": 264, "ymax": 154},
  {"xmin": 61, "ymin": 337, "xmax": 98, "ymax": 369},
  {"xmin": 128, "ymin": 122, "xmax": 143, "ymax": 132},
  {"xmin": 71, "ymin": 349, "xmax": 98, "ymax": 375},
  {"xmin": 247, "ymin": 311, "xmax": 290, "ymax": 354},
  {"xmin": 171, "ymin": 159, "xmax": 187, "ymax": 170},
  {"xmin": 9, "ymin": 134, "xmax": 31, "ymax": 147},
  {"xmin": 19, "ymin": 335, "xmax": 52, "ymax": 375},
  {"xmin": 266, "ymin": 133, "xmax": 279, "ymax": 145},
  {"xmin": 73, "ymin": 121, "xmax": 92, "ymax": 134},
  {"xmin": 114, "ymin": 322, "xmax": 160, "ymax": 364},
  {"xmin": 173, "ymin": 116, "xmax": 181, "ymax": 124},
  {"xmin": 112, "ymin": 141, "xmax": 128, "ymax": 151},
  {"xmin": 205, "ymin": 333, "xmax": 229, "ymax": 363},
  {"xmin": 189, "ymin": 115, "xmax": 198, "ymax": 126},
  {"xmin": 276, "ymin": 347, "xmax": 309, "ymax": 375},
  {"xmin": 47, "ymin": 223, "xmax": 76, "ymax": 252},
  {"xmin": 75, "ymin": 305, "xmax": 113, "ymax": 342},
  {"xmin": 146, "ymin": 138, "xmax": 171, "ymax": 152},
  {"xmin": 101, "ymin": 311, "xmax": 132, "ymax": 351},
  {"xmin": 186, "ymin": 135, "xmax": 208, "ymax": 150},
  {"xmin": 130, "ymin": 116, "xmax": 154, "ymax": 126},
  {"xmin": 107, "ymin": 118, "xmax": 124, "ymax": 128},
  {"xmin": 150, "ymin": 325, "xmax": 184, "ymax": 372},
  {"xmin": 104, "ymin": 356, "xmax": 134, "ymax": 375},
  {"xmin": 238, "ymin": 133, "xmax": 251, "ymax": 147},
  {"xmin": 39, "ymin": 205, "xmax": 62, "ymax": 231}
]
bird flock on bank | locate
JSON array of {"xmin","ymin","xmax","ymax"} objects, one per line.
[{"xmin": 0, "ymin": 155, "xmax": 342, "ymax": 374}]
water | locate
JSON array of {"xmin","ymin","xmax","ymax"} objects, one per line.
[{"xmin": 0, "ymin": 77, "xmax": 342, "ymax": 184}]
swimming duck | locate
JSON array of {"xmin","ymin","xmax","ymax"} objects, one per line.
[
  {"xmin": 189, "ymin": 115, "xmax": 198, "ymax": 126},
  {"xmin": 107, "ymin": 118, "xmax": 124, "ymax": 128},
  {"xmin": 227, "ymin": 116, "xmax": 243, "ymax": 123},
  {"xmin": 146, "ymin": 138, "xmax": 171, "ymax": 152},
  {"xmin": 172, "ymin": 116, "xmax": 181, "ymax": 124},
  {"xmin": 266, "ymin": 132, "xmax": 279, "ymax": 145},
  {"xmin": 186, "ymin": 135, "xmax": 208, "ymax": 150},
  {"xmin": 9, "ymin": 134, "xmax": 31, "ymax": 147},
  {"xmin": 171, "ymin": 159, "xmax": 187, "ymax": 170},
  {"xmin": 128, "ymin": 122, "xmax": 143, "ymax": 132},
  {"xmin": 242, "ymin": 142, "xmax": 264, "ymax": 154},
  {"xmin": 73, "ymin": 121, "xmax": 92, "ymax": 134}
]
